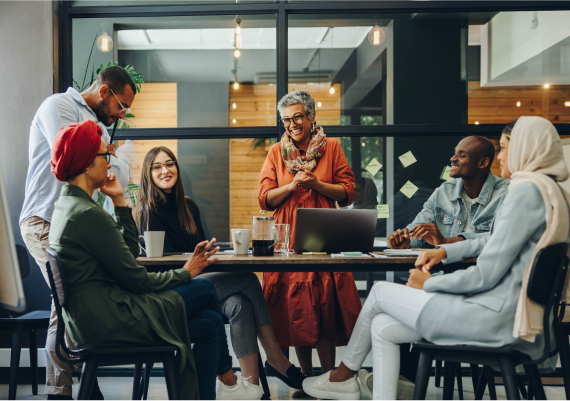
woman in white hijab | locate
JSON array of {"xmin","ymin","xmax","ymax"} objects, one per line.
[{"xmin": 302, "ymin": 116, "xmax": 570, "ymax": 400}]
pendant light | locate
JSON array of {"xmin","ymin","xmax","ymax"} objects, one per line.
[
  {"xmin": 368, "ymin": 25, "xmax": 385, "ymax": 46},
  {"xmin": 97, "ymin": 31, "xmax": 113, "ymax": 53}
]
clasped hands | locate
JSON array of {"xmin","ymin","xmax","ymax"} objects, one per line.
[
  {"xmin": 291, "ymin": 169, "xmax": 321, "ymax": 191},
  {"xmin": 388, "ymin": 223, "xmax": 447, "ymax": 249},
  {"xmin": 407, "ymin": 247, "xmax": 447, "ymax": 290}
]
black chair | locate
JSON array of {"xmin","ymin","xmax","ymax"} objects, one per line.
[
  {"xmin": 556, "ymin": 304, "xmax": 570, "ymax": 399},
  {"xmin": 133, "ymin": 319, "xmax": 272, "ymax": 400},
  {"xmin": 0, "ymin": 244, "xmax": 50, "ymax": 400},
  {"xmin": 45, "ymin": 247, "xmax": 182, "ymax": 400},
  {"xmin": 413, "ymin": 243, "xmax": 570, "ymax": 400}
]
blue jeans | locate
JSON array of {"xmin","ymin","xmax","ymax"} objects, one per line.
[{"xmin": 172, "ymin": 279, "xmax": 233, "ymax": 400}]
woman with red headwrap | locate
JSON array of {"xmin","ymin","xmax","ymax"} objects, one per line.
[{"xmin": 47, "ymin": 120, "xmax": 254, "ymax": 399}]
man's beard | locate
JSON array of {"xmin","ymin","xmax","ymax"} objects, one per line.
[{"xmin": 92, "ymin": 98, "xmax": 114, "ymax": 127}]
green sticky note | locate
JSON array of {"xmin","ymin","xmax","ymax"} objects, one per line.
[
  {"xmin": 376, "ymin": 204, "xmax": 389, "ymax": 218},
  {"xmin": 365, "ymin": 158, "xmax": 383, "ymax": 176},
  {"xmin": 399, "ymin": 151, "xmax": 417, "ymax": 168},
  {"xmin": 440, "ymin": 166, "xmax": 453, "ymax": 181},
  {"xmin": 400, "ymin": 181, "xmax": 419, "ymax": 199}
]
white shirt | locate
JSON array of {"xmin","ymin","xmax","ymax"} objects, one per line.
[
  {"xmin": 461, "ymin": 191, "xmax": 477, "ymax": 232},
  {"xmin": 20, "ymin": 87, "xmax": 130, "ymax": 224}
]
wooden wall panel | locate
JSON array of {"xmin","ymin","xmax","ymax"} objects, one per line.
[
  {"xmin": 468, "ymin": 82, "xmax": 570, "ymax": 125},
  {"xmin": 229, "ymin": 83, "xmax": 341, "ymax": 127},
  {"xmin": 128, "ymin": 82, "xmax": 177, "ymax": 129}
]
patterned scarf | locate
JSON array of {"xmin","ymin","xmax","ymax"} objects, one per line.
[{"xmin": 280, "ymin": 126, "xmax": 327, "ymax": 174}]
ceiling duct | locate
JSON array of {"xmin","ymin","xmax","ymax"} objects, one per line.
[{"xmin": 255, "ymin": 71, "xmax": 333, "ymax": 85}]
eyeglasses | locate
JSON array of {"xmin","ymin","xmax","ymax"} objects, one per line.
[
  {"xmin": 109, "ymin": 88, "xmax": 131, "ymax": 118},
  {"xmin": 151, "ymin": 160, "xmax": 177, "ymax": 172},
  {"xmin": 280, "ymin": 114, "xmax": 305, "ymax": 128},
  {"xmin": 97, "ymin": 152, "xmax": 112, "ymax": 163}
]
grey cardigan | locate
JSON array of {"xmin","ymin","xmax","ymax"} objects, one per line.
[{"xmin": 416, "ymin": 182, "xmax": 561, "ymax": 361}]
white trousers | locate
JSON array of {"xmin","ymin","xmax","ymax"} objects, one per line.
[{"xmin": 342, "ymin": 281, "xmax": 434, "ymax": 400}]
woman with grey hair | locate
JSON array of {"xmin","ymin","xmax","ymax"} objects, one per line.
[{"xmin": 258, "ymin": 90, "xmax": 361, "ymax": 397}]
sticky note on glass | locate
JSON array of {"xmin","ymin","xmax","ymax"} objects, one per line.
[
  {"xmin": 399, "ymin": 151, "xmax": 417, "ymax": 168},
  {"xmin": 440, "ymin": 166, "xmax": 453, "ymax": 181},
  {"xmin": 365, "ymin": 158, "xmax": 383, "ymax": 176},
  {"xmin": 376, "ymin": 204, "xmax": 389, "ymax": 218},
  {"xmin": 400, "ymin": 181, "xmax": 419, "ymax": 199}
]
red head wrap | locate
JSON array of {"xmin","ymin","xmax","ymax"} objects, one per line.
[{"xmin": 50, "ymin": 120, "xmax": 103, "ymax": 182}]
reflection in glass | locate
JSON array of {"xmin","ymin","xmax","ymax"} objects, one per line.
[{"xmin": 73, "ymin": 15, "xmax": 277, "ymax": 129}]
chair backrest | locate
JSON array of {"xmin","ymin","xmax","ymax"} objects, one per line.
[
  {"xmin": 15, "ymin": 244, "xmax": 30, "ymax": 280},
  {"xmin": 526, "ymin": 242, "xmax": 569, "ymax": 363},
  {"xmin": 45, "ymin": 247, "xmax": 82, "ymax": 364}
]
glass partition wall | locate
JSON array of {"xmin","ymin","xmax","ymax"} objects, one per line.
[{"xmin": 64, "ymin": 2, "xmax": 570, "ymax": 242}]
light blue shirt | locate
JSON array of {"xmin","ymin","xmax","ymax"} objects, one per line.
[
  {"xmin": 406, "ymin": 171, "xmax": 510, "ymax": 247},
  {"xmin": 20, "ymin": 88, "xmax": 130, "ymax": 225}
]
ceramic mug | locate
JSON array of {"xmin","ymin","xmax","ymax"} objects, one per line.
[
  {"xmin": 139, "ymin": 231, "xmax": 165, "ymax": 258},
  {"xmin": 231, "ymin": 229, "xmax": 251, "ymax": 255}
]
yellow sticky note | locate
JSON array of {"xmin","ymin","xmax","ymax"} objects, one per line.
[
  {"xmin": 399, "ymin": 151, "xmax": 417, "ymax": 168},
  {"xmin": 440, "ymin": 166, "xmax": 453, "ymax": 181},
  {"xmin": 400, "ymin": 181, "xmax": 419, "ymax": 199},
  {"xmin": 365, "ymin": 158, "xmax": 383, "ymax": 176},
  {"xmin": 376, "ymin": 204, "xmax": 389, "ymax": 218}
]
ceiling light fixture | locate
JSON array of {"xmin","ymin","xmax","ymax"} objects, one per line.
[
  {"xmin": 368, "ymin": 25, "xmax": 386, "ymax": 46},
  {"xmin": 329, "ymin": 86, "xmax": 335, "ymax": 94},
  {"xmin": 565, "ymin": 101, "xmax": 570, "ymax": 107},
  {"xmin": 97, "ymin": 30, "xmax": 113, "ymax": 53},
  {"xmin": 234, "ymin": 16, "xmax": 242, "ymax": 59},
  {"xmin": 517, "ymin": 101, "xmax": 521, "ymax": 107},
  {"xmin": 234, "ymin": 49, "xmax": 241, "ymax": 58},
  {"xmin": 233, "ymin": 119, "xmax": 237, "ymax": 124},
  {"xmin": 317, "ymin": 102, "xmax": 322, "ymax": 108},
  {"xmin": 544, "ymin": 84, "xmax": 550, "ymax": 88},
  {"xmin": 232, "ymin": 103, "xmax": 237, "ymax": 109},
  {"xmin": 233, "ymin": 82, "xmax": 240, "ymax": 90},
  {"xmin": 474, "ymin": 121, "xmax": 480, "ymax": 125}
]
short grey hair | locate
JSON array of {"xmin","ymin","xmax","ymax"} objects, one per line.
[{"xmin": 277, "ymin": 90, "xmax": 316, "ymax": 121}]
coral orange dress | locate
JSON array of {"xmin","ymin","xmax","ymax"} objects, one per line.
[{"xmin": 258, "ymin": 138, "xmax": 362, "ymax": 347}]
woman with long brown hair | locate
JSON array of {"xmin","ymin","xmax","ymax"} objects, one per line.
[{"xmin": 135, "ymin": 146, "xmax": 306, "ymax": 398}]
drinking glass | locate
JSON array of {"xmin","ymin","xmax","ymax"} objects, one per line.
[{"xmin": 273, "ymin": 224, "xmax": 290, "ymax": 255}]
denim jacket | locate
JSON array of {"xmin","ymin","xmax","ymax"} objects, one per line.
[{"xmin": 406, "ymin": 171, "xmax": 509, "ymax": 248}]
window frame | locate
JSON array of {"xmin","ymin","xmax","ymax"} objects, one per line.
[{"xmin": 60, "ymin": 1, "xmax": 570, "ymax": 141}]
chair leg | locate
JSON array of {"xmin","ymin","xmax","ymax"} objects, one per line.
[
  {"xmin": 412, "ymin": 349, "xmax": 434, "ymax": 400},
  {"xmin": 485, "ymin": 366, "xmax": 498, "ymax": 400},
  {"xmin": 498, "ymin": 357, "xmax": 520, "ymax": 400},
  {"xmin": 29, "ymin": 330, "xmax": 38, "ymax": 396},
  {"xmin": 517, "ymin": 375, "xmax": 528, "ymax": 400},
  {"xmin": 257, "ymin": 354, "xmax": 271, "ymax": 400},
  {"xmin": 143, "ymin": 362, "xmax": 154, "ymax": 400},
  {"xmin": 470, "ymin": 364, "xmax": 480, "ymax": 392},
  {"xmin": 8, "ymin": 326, "xmax": 23, "ymax": 400},
  {"xmin": 133, "ymin": 364, "xmax": 143, "ymax": 400},
  {"xmin": 455, "ymin": 363, "xmax": 464, "ymax": 400},
  {"xmin": 443, "ymin": 361, "xmax": 456, "ymax": 400},
  {"xmin": 77, "ymin": 359, "xmax": 98, "ymax": 400},
  {"xmin": 556, "ymin": 327, "xmax": 570, "ymax": 399},
  {"xmin": 163, "ymin": 353, "xmax": 180, "ymax": 400},
  {"xmin": 435, "ymin": 360, "xmax": 443, "ymax": 387},
  {"xmin": 524, "ymin": 365, "xmax": 546, "ymax": 401},
  {"xmin": 474, "ymin": 367, "xmax": 488, "ymax": 400}
]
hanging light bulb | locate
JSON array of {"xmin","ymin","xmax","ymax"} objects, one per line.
[
  {"xmin": 97, "ymin": 31, "xmax": 113, "ymax": 53},
  {"xmin": 368, "ymin": 25, "xmax": 385, "ymax": 46},
  {"xmin": 234, "ymin": 49, "xmax": 241, "ymax": 58},
  {"xmin": 329, "ymin": 86, "xmax": 335, "ymax": 94},
  {"xmin": 234, "ymin": 16, "xmax": 243, "ymax": 50},
  {"xmin": 235, "ymin": 25, "xmax": 241, "ymax": 35},
  {"xmin": 232, "ymin": 103, "xmax": 237, "ymax": 109},
  {"xmin": 233, "ymin": 82, "xmax": 240, "ymax": 90},
  {"xmin": 317, "ymin": 102, "xmax": 322, "ymax": 108},
  {"xmin": 236, "ymin": 34, "xmax": 242, "ymax": 50}
]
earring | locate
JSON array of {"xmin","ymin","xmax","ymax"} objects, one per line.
[
  {"xmin": 86, "ymin": 170, "xmax": 89, "ymax": 174},
  {"xmin": 312, "ymin": 123, "xmax": 316, "ymax": 132}
]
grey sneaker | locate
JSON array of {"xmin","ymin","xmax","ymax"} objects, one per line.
[
  {"xmin": 302, "ymin": 370, "xmax": 361, "ymax": 400},
  {"xmin": 216, "ymin": 371, "xmax": 264, "ymax": 400},
  {"xmin": 358, "ymin": 369, "xmax": 373, "ymax": 399}
]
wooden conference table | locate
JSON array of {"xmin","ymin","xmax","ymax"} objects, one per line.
[{"xmin": 136, "ymin": 252, "xmax": 477, "ymax": 273}]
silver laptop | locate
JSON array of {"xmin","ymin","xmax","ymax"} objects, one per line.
[{"xmin": 294, "ymin": 208, "xmax": 377, "ymax": 253}]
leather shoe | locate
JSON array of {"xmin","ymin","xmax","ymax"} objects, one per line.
[{"xmin": 265, "ymin": 361, "xmax": 306, "ymax": 390}]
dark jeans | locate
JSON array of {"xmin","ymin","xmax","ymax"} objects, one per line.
[{"xmin": 172, "ymin": 278, "xmax": 233, "ymax": 400}]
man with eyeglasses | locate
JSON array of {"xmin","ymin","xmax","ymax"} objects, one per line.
[{"xmin": 19, "ymin": 66, "xmax": 136, "ymax": 400}]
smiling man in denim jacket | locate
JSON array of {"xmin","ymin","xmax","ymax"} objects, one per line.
[{"xmin": 388, "ymin": 136, "xmax": 509, "ymax": 249}]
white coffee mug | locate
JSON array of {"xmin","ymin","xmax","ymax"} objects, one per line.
[
  {"xmin": 139, "ymin": 231, "xmax": 165, "ymax": 258},
  {"xmin": 231, "ymin": 229, "xmax": 251, "ymax": 255}
]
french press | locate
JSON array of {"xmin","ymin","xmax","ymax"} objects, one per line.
[{"xmin": 252, "ymin": 210, "xmax": 278, "ymax": 256}]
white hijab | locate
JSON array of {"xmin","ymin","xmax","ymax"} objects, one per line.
[{"xmin": 508, "ymin": 116, "xmax": 570, "ymax": 342}]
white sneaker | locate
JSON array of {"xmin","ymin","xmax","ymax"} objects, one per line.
[
  {"xmin": 216, "ymin": 371, "xmax": 264, "ymax": 400},
  {"xmin": 358, "ymin": 369, "xmax": 373, "ymax": 399},
  {"xmin": 302, "ymin": 370, "xmax": 361, "ymax": 400}
]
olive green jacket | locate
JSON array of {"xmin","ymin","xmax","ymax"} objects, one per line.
[{"xmin": 49, "ymin": 185, "xmax": 199, "ymax": 399}]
